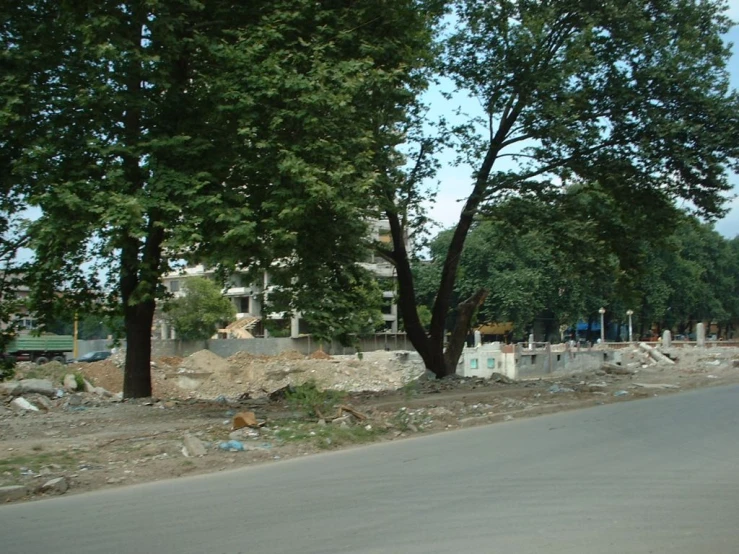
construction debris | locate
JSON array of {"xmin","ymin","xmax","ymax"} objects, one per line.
[
  {"xmin": 602, "ymin": 362, "xmax": 636, "ymax": 375},
  {"xmin": 638, "ymin": 342, "xmax": 676, "ymax": 365},
  {"xmin": 232, "ymin": 411, "xmax": 259, "ymax": 430}
]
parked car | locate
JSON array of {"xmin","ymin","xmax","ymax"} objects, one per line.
[{"xmin": 70, "ymin": 351, "xmax": 111, "ymax": 364}]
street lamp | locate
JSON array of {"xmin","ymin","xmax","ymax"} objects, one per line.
[
  {"xmin": 626, "ymin": 310, "xmax": 634, "ymax": 343},
  {"xmin": 598, "ymin": 307, "xmax": 606, "ymax": 344}
]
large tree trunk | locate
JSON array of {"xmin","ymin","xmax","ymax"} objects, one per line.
[
  {"xmin": 442, "ymin": 289, "xmax": 488, "ymax": 375},
  {"xmin": 123, "ymin": 300, "xmax": 155, "ymax": 398}
]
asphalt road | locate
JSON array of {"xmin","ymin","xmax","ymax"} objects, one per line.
[{"xmin": 3, "ymin": 385, "xmax": 739, "ymax": 554}]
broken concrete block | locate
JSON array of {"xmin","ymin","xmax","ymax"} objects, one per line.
[
  {"xmin": 0, "ymin": 485, "xmax": 28, "ymax": 503},
  {"xmin": 83, "ymin": 379, "xmax": 95, "ymax": 393},
  {"xmin": 183, "ymin": 434, "xmax": 207, "ymax": 457},
  {"xmin": 17, "ymin": 379, "xmax": 55, "ymax": 397},
  {"xmin": 63, "ymin": 374, "xmax": 79, "ymax": 392},
  {"xmin": 40, "ymin": 477, "xmax": 69, "ymax": 495},
  {"xmin": 11, "ymin": 397, "xmax": 40, "ymax": 412},
  {"xmin": 27, "ymin": 394, "xmax": 52, "ymax": 411},
  {"xmin": 0, "ymin": 381, "xmax": 20, "ymax": 396},
  {"xmin": 232, "ymin": 411, "xmax": 258, "ymax": 430}
]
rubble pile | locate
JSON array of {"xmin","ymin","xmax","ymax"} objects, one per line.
[{"xmin": 146, "ymin": 349, "xmax": 426, "ymax": 400}]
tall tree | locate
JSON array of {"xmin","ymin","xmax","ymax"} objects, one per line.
[
  {"xmin": 6, "ymin": 0, "xmax": 435, "ymax": 396},
  {"xmin": 382, "ymin": 0, "xmax": 739, "ymax": 376}
]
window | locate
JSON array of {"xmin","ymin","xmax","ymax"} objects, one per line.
[
  {"xmin": 170, "ymin": 280, "xmax": 180, "ymax": 293},
  {"xmin": 470, "ymin": 359, "xmax": 478, "ymax": 369},
  {"xmin": 239, "ymin": 297, "xmax": 250, "ymax": 314},
  {"xmin": 557, "ymin": 354, "xmax": 561, "ymax": 362},
  {"xmin": 531, "ymin": 355, "xmax": 537, "ymax": 364},
  {"xmin": 487, "ymin": 358, "xmax": 496, "ymax": 369}
]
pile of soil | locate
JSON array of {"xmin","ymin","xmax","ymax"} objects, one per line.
[
  {"xmin": 178, "ymin": 350, "xmax": 231, "ymax": 373},
  {"xmin": 77, "ymin": 360, "xmax": 123, "ymax": 393}
]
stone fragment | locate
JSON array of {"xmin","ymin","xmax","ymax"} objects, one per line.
[
  {"xmin": 183, "ymin": 434, "xmax": 207, "ymax": 457},
  {"xmin": 28, "ymin": 394, "xmax": 52, "ymax": 411},
  {"xmin": 11, "ymin": 397, "xmax": 39, "ymax": 412},
  {"xmin": 63, "ymin": 374, "xmax": 79, "ymax": 392},
  {"xmin": 0, "ymin": 485, "xmax": 28, "ymax": 502},
  {"xmin": 40, "ymin": 477, "xmax": 69, "ymax": 495},
  {"xmin": 17, "ymin": 379, "xmax": 55, "ymax": 397}
]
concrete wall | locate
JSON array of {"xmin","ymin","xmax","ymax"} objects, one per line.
[
  {"xmin": 75, "ymin": 339, "xmax": 115, "ymax": 358},
  {"xmin": 96, "ymin": 333, "xmax": 414, "ymax": 360},
  {"xmin": 517, "ymin": 345, "xmax": 618, "ymax": 377},
  {"xmin": 458, "ymin": 342, "xmax": 619, "ymax": 380},
  {"xmin": 458, "ymin": 344, "xmax": 518, "ymax": 380}
]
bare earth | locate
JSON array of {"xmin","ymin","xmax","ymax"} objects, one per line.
[{"xmin": 2, "ymin": 345, "xmax": 738, "ymax": 503}]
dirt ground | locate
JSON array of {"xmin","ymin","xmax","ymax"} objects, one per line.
[{"xmin": 2, "ymin": 345, "xmax": 738, "ymax": 503}]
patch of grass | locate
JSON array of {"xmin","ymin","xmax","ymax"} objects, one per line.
[
  {"xmin": 0, "ymin": 452, "xmax": 76, "ymax": 475},
  {"xmin": 285, "ymin": 380, "xmax": 346, "ymax": 419},
  {"xmin": 400, "ymin": 380, "xmax": 420, "ymax": 399},
  {"xmin": 270, "ymin": 420, "xmax": 387, "ymax": 450},
  {"xmin": 74, "ymin": 372, "xmax": 86, "ymax": 391}
]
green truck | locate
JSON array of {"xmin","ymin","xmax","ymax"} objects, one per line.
[{"xmin": 4, "ymin": 334, "xmax": 74, "ymax": 364}]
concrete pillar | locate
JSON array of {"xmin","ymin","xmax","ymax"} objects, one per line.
[
  {"xmin": 390, "ymin": 302, "xmax": 398, "ymax": 334},
  {"xmin": 290, "ymin": 314, "xmax": 300, "ymax": 339},
  {"xmin": 160, "ymin": 321, "xmax": 169, "ymax": 340},
  {"xmin": 528, "ymin": 333, "xmax": 535, "ymax": 350},
  {"xmin": 662, "ymin": 330, "xmax": 672, "ymax": 348},
  {"xmin": 474, "ymin": 330, "xmax": 482, "ymax": 347},
  {"xmin": 696, "ymin": 322, "xmax": 706, "ymax": 347}
]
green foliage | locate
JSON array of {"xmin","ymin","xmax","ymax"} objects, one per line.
[
  {"xmin": 285, "ymin": 380, "xmax": 346, "ymax": 419},
  {"xmin": 73, "ymin": 373, "xmax": 85, "ymax": 392},
  {"xmin": 271, "ymin": 419, "xmax": 386, "ymax": 450},
  {"xmin": 164, "ymin": 277, "xmax": 235, "ymax": 341},
  {"xmin": 3, "ymin": 0, "xmax": 435, "ymax": 396},
  {"xmin": 391, "ymin": 0, "xmax": 739, "ymax": 375},
  {"xmin": 0, "ymin": 356, "xmax": 15, "ymax": 381},
  {"xmin": 416, "ymin": 204, "xmax": 739, "ymax": 339},
  {"xmin": 293, "ymin": 265, "xmax": 385, "ymax": 346}
]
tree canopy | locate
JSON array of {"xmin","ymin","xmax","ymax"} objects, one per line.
[
  {"xmin": 163, "ymin": 277, "xmax": 235, "ymax": 341},
  {"xmin": 4, "ymin": 0, "xmax": 438, "ymax": 396},
  {"xmin": 380, "ymin": 0, "xmax": 739, "ymax": 376},
  {"xmin": 5, "ymin": 0, "xmax": 739, "ymax": 384}
]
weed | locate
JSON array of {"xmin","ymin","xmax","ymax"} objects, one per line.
[
  {"xmin": 0, "ymin": 356, "xmax": 16, "ymax": 381},
  {"xmin": 285, "ymin": 380, "xmax": 346, "ymax": 419},
  {"xmin": 74, "ymin": 373, "xmax": 86, "ymax": 391},
  {"xmin": 400, "ymin": 380, "xmax": 420, "ymax": 399},
  {"xmin": 31, "ymin": 444, "xmax": 43, "ymax": 452},
  {"xmin": 0, "ymin": 452, "xmax": 75, "ymax": 475},
  {"xmin": 271, "ymin": 420, "xmax": 386, "ymax": 450}
]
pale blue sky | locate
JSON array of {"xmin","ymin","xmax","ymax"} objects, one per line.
[{"xmin": 425, "ymin": 2, "xmax": 739, "ymax": 239}]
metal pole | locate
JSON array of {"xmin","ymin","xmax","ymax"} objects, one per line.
[
  {"xmin": 73, "ymin": 312, "xmax": 79, "ymax": 359},
  {"xmin": 599, "ymin": 308, "xmax": 606, "ymax": 343},
  {"xmin": 627, "ymin": 310, "xmax": 634, "ymax": 343}
]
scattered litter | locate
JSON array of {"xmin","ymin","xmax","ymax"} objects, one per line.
[
  {"xmin": 218, "ymin": 440, "xmax": 245, "ymax": 452},
  {"xmin": 232, "ymin": 411, "xmax": 259, "ymax": 430},
  {"xmin": 632, "ymin": 383, "xmax": 679, "ymax": 390},
  {"xmin": 613, "ymin": 390, "xmax": 629, "ymax": 397}
]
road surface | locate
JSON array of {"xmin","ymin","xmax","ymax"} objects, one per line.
[{"xmin": 3, "ymin": 385, "xmax": 739, "ymax": 553}]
